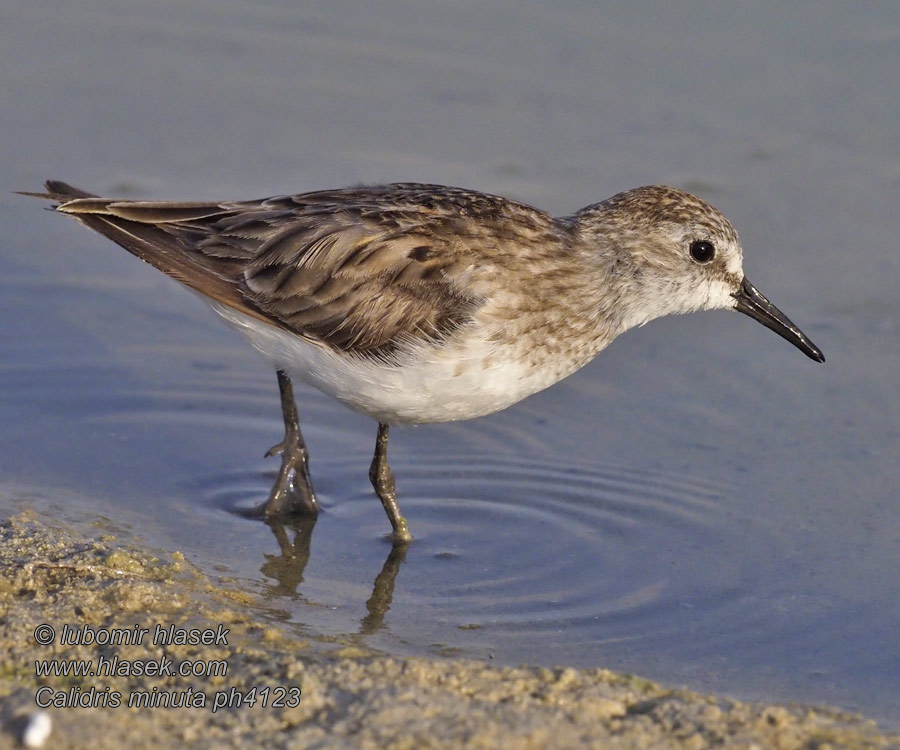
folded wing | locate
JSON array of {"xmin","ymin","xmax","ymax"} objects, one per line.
[{"xmin": 35, "ymin": 181, "xmax": 519, "ymax": 359}]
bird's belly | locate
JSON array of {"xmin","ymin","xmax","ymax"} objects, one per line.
[{"xmin": 209, "ymin": 304, "xmax": 574, "ymax": 424}]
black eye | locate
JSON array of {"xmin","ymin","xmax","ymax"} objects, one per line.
[{"xmin": 689, "ymin": 240, "xmax": 716, "ymax": 264}]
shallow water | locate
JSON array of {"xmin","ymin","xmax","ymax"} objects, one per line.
[{"xmin": 3, "ymin": 0, "xmax": 900, "ymax": 727}]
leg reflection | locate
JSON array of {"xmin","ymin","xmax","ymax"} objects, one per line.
[
  {"xmin": 359, "ymin": 543, "xmax": 408, "ymax": 635},
  {"xmin": 260, "ymin": 517, "xmax": 317, "ymax": 598},
  {"xmin": 259, "ymin": 520, "xmax": 408, "ymax": 632}
]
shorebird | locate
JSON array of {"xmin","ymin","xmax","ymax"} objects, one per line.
[{"xmin": 21, "ymin": 180, "xmax": 824, "ymax": 543}]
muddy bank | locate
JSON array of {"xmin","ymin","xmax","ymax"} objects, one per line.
[{"xmin": 0, "ymin": 508, "xmax": 895, "ymax": 750}]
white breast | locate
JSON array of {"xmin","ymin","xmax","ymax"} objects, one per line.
[{"xmin": 208, "ymin": 304, "xmax": 580, "ymax": 424}]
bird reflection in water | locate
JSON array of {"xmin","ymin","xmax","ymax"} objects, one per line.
[{"xmin": 259, "ymin": 518, "xmax": 408, "ymax": 635}]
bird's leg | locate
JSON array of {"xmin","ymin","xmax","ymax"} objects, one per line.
[
  {"xmin": 369, "ymin": 423, "xmax": 412, "ymax": 543},
  {"xmin": 262, "ymin": 370, "xmax": 318, "ymax": 519}
]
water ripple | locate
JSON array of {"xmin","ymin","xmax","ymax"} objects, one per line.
[{"xmin": 189, "ymin": 452, "xmax": 768, "ymax": 652}]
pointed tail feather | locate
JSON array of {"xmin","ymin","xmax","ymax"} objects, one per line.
[
  {"xmin": 15, "ymin": 180, "xmax": 97, "ymax": 203},
  {"xmin": 17, "ymin": 180, "xmax": 277, "ymax": 329}
]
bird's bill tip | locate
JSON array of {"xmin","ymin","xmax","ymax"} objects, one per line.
[{"xmin": 732, "ymin": 278, "xmax": 824, "ymax": 362}]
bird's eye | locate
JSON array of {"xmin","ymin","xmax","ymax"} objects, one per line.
[{"xmin": 689, "ymin": 240, "xmax": 716, "ymax": 264}]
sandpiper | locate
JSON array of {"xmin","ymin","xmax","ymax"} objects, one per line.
[{"xmin": 21, "ymin": 181, "xmax": 823, "ymax": 542}]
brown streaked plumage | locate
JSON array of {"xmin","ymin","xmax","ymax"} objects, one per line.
[
  {"xmin": 31, "ymin": 181, "xmax": 569, "ymax": 361},
  {"xmin": 21, "ymin": 180, "xmax": 823, "ymax": 543}
]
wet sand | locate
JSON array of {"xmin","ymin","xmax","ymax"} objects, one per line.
[{"xmin": 1, "ymin": 507, "xmax": 895, "ymax": 750}]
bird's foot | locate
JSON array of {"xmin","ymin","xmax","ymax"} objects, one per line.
[{"xmin": 260, "ymin": 433, "xmax": 318, "ymax": 519}]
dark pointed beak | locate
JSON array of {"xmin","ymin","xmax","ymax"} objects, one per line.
[{"xmin": 732, "ymin": 278, "xmax": 824, "ymax": 362}]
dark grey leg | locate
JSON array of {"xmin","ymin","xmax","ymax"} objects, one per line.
[
  {"xmin": 262, "ymin": 370, "xmax": 318, "ymax": 519},
  {"xmin": 368, "ymin": 423, "xmax": 412, "ymax": 543}
]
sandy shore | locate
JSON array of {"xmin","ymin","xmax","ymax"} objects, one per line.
[{"xmin": 0, "ymin": 506, "xmax": 895, "ymax": 750}]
